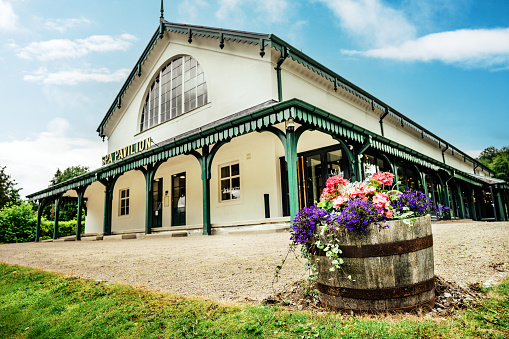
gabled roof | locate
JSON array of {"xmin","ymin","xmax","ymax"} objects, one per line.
[{"xmin": 96, "ymin": 21, "xmax": 494, "ymax": 176}]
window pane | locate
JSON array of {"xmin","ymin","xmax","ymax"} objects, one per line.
[
  {"xmin": 231, "ymin": 164, "xmax": 239, "ymax": 176},
  {"xmin": 126, "ymin": 189, "xmax": 129, "ymax": 197},
  {"xmin": 231, "ymin": 177, "xmax": 240, "ymax": 199},
  {"xmin": 221, "ymin": 166, "xmax": 230, "ymax": 178},
  {"xmin": 221, "ymin": 179, "xmax": 230, "ymax": 201}
]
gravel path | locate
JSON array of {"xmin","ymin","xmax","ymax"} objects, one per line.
[{"xmin": 0, "ymin": 221, "xmax": 508, "ymax": 304}]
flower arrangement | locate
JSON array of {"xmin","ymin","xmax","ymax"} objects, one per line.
[{"xmin": 287, "ymin": 171, "xmax": 441, "ymax": 278}]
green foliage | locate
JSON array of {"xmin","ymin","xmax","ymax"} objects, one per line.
[
  {"xmin": 43, "ymin": 165, "xmax": 89, "ymax": 221},
  {"xmin": 49, "ymin": 165, "xmax": 89, "ymax": 186},
  {"xmin": 0, "ymin": 202, "xmax": 84, "ymax": 243},
  {"xmin": 479, "ymin": 146, "xmax": 509, "ymax": 182},
  {"xmin": 0, "ymin": 202, "xmax": 36, "ymax": 243},
  {"xmin": 39, "ymin": 219, "xmax": 85, "ymax": 239},
  {"xmin": 1, "ymin": 264, "xmax": 509, "ymax": 338},
  {"xmin": 0, "ymin": 165, "xmax": 21, "ymax": 209}
]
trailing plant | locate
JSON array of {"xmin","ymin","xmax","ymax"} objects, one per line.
[{"xmin": 277, "ymin": 171, "xmax": 446, "ymax": 287}]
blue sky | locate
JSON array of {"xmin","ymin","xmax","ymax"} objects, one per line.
[{"xmin": 1, "ymin": 0, "xmax": 508, "ymax": 198}]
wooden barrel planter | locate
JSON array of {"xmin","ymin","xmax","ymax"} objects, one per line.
[{"xmin": 310, "ymin": 215, "xmax": 434, "ymax": 312}]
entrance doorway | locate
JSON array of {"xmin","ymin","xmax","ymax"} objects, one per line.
[
  {"xmin": 281, "ymin": 145, "xmax": 349, "ymax": 216},
  {"xmin": 152, "ymin": 178, "xmax": 163, "ymax": 227},
  {"xmin": 172, "ymin": 172, "xmax": 186, "ymax": 226}
]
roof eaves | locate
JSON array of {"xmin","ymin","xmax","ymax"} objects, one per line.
[
  {"xmin": 96, "ymin": 26, "xmax": 161, "ymax": 137},
  {"xmin": 95, "ymin": 22, "xmax": 492, "ymax": 177},
  {"xmin": 267, "ymin": 34, "xmax": 494, "ymax": 176}
]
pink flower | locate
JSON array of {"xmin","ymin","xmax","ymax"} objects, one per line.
[
  {"xmin": 373, "ymin": 192, "xmax": 391, "ymax": 209},
  {"xmin": 370, "ymin": 172, "xmax": 394, "ymax": 187},
  {"xmin": 332, "ymin": 195, "xmax": 349, "ymax": 209},
  {"xmin": 386, "ymin": 210, "xmax": 393, "ymax": 218},
  {"xmin": 320, "ymin": 175, "xmax": 350, "ymax": 202}
]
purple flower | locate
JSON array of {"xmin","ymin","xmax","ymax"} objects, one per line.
[
  {"xmin": 290, "ymin": 205, "xmax": 337, "ymax": 244},
  {"xmin": 393, "ymin": 190, "xmax": 433, "ymax": 217},
  {"xmin": 336, "ymin": 199, "xmax": 385, "ymax": 232}
]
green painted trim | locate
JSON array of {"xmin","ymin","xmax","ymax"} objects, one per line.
[
  {"xmin": 99, "ymin": 175, "xmax": 120, "ymax": 236},
  {"xmin": 30, "ymin": 99, "xmax": 498, "ymax": 203},
  {"xmin": 92, "ymin": 21, "xmax": 493, "ymax": 177},
  {"xmin": 75, "ymin": 186, "xmax": 88, "ymax": 241},
  {"xmin": 35, "ymin": 199, "xmax": 47, "ymax": 242},
  {"xmin": 189, "ymin": 141, "xmax": 229, "ymax": 235},
  {"xmin": 53, "ymin": 195, "xmax": 62, "ymax": 240}
]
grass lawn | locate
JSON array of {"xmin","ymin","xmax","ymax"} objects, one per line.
[{"xmin": 0, "ymin": 263, "xmax": 508, "ymax": 338}]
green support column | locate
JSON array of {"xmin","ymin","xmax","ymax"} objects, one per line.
[
  {"xmin": 456, "ymin": 182, "xmax": 466, "ymax": 219},
  {"xmin": 444, "ymin": 185, "xmax": 452, "ymax": 220},
  {"xmin": 495, "ymin": 188, "xmax": 506, "ymax": 221},
  {"xmin": 143, "ymin": 166, "xmax": 154, "ymax": 235},
  {"xmin": 75, "ymin": 186, "xmax": 88, "ymax": 241},
  {"xmin": 332, "ymin": 137, "xmax": 356, "ymax": 181},
  {"xmin": 36, "ymin": 199, "xmax": 45, "ymax": 242},
  {"xmin": 412, "ymin": 165, "xmax": 424, "ymax": 192},
  {"xmin": 394, "ymin": 166, "xmax": 400, "ymax": 192},
  {"xmin": 285, "ymin": 129, "xmax": 299, "ymax": 221},
  {"xmin": 353, "ymin": 136, "xmax": 372, "ymax": 182},
  {"xmin": 200, "ymin": 146, "xmax": 212, "ymax": 235},
  {"xmin": 190, "ymin": 142, "xmax": 228, "ymax": 235},
  {"xmin": 100, "ymin": 176, "xmax": 119, "ymax": 236},
  {"xmin": 421, "ymin": 171, "xmax": 428, "ymax": 196},
  {"xmin": 103, "ymin": 185, "xmax": 113, "ymax": 235},
  {"xmin": 260, "ymin": 124, "xmax": 307, "ymax": 222},
  {"xmin": 53, "ymin": 196, "xmax": 61, "ymax": 240},
  {"xmin": 467, "ymin": 185, "xmax": 478, "ymax": 221},
  {"xmin": 437, "ymin": 174, "xmax": 451, "ymax": 220},
  {"xmin": 139, "ymin": 163, "xmax": 163, "ymax": 235}
]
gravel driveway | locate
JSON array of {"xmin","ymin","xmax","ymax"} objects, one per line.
[{"xmin": 0, "ymin": 221, "xmax": 508, "ymax": 304}]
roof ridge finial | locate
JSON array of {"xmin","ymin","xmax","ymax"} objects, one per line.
[{"xmin": 160, "ymin": 0, "xmax": 164, "ymax": 21}]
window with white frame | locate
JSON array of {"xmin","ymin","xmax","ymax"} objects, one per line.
[
  {"xmin": 219, "ymin": 163, "xmax": 240, "ymax": 201},
  {"xmin": 140, "ymin": 55, "xmax": 208, "ymax": 132},
  {"xmin": 119, "ymin": 188, "xmax": 130, "ymax": 216}
]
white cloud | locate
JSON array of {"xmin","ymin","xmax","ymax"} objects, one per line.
[
  {"xmin": 342, "ymin": 28, "xmax": 509, "ymax": 69},
  {"xmin": 317, "ymin": 0, "xmax": 416, "ymax": 47},
  {"xmin": 215, "ymin": 0, "xmax": 288, "ymax": 24},
  {"xmin": 24, "ymin": 67, "xmax": 131, "ymax": 85},
  {"xmin": 0, "ymin": 118, "xmax": 106, "ymax": 199},
  {"xmin": 44, "ymin": 17, "xmax": 91, "ymax": 33},
  {"xmin": 13, "ymin": 34, "xmax": 138, "ymax": 61},
  {"xmin": 0, "ymin": 0, "xmax": 18, "ymax": 31},
  {"xmin": 178, "ymin": 0, "xmax": 210, "ymax": 21}
]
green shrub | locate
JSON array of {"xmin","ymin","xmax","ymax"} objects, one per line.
[
  {"xmin": 0, "ymin": 202, "xmax": 85, "ymax": 243},
  {"xmin": 0, "ymin": 202, "xmax": 37, "ymax": 243},
  {"xmin": 40, "ymin": 219, "xmax": 85, "ymax": 238}
]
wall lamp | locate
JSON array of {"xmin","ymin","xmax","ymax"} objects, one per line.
[{"xmin": 286, "ymin": 117, "xmax": 295, "ymax": 132}]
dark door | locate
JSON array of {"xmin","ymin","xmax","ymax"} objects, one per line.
[
  {"xmin": 280, "ymin": 145, "xmax": 348, "ymax": 215},
  {"xmin": 172, "ymin": 172, "xmax": 186, "ymax": 226},
  {"xmin": 152, "ymin": 178, "xmax": 163, "ymax": 227}
]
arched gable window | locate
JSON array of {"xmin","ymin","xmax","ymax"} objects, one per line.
[{"xmin": 140, "ymin": 55, "xmax": 208, "ymax": 132}]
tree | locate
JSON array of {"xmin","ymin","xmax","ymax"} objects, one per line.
[
  {"xmin": 49, "ymin": 165, "xmax": 89, "ymax": 186},
  {"xmin": 43, "ymin": 165, "xmax": 89, "ymax": 221},
  {"xmin": 0, "ymin": 165, "xmax": 21, "ymax": 209},
  {"xmin": 478, "ymin": 146, "xmax": 509, "ymax": 182}
]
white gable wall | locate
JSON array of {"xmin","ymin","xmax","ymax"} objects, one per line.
[
  {"xmin": 279, "ymin": 59, "xmax": 480, "ymax": 176},
  {"xmin": 105, "ymin": 33, "xmax": 276, "ymax": 154}
]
